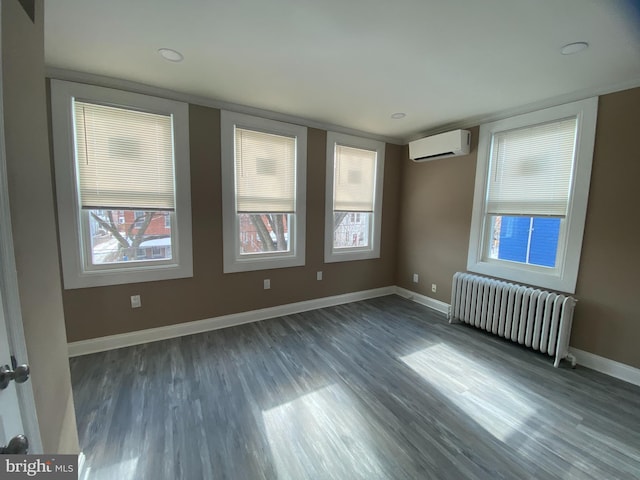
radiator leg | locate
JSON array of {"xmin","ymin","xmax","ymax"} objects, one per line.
[{"xmin": 554, "ymin": 353, "xmax": 577, "ymax": 369}]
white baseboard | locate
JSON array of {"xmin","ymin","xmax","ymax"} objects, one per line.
[
  {"xmin": 68, "ymin": 285, "xmax": 640, "ymax": 388},
  {"xmin": 569, "ymin": 347, "xmax": 640, "ymax": 387},
  {"xmin": 394, "ymin": 286, "xmax": 450, "ymax": 316},
  {"xmin": 68, "ymin": 286, "xmax": 395, "ymax": 357},
  {"xmin": 393, "ymin": 287, "xmax": 640, "ymax": 387}
]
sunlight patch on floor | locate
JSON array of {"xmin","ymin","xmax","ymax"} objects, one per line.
[
  {"xmin": 262, "ymin": 384, "xmax": 385, "ymax": 480},
  {"xmin": 401, "ymin": 343, "xmax": 536, "ymax": 442},
  {"xmin": 80, "ymin": 456, "xmax": 139, "ymax": 480}
]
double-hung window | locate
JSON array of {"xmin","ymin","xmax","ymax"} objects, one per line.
[
  {"xmin": 221, "ymin": 111, "xmax": 307, "ymax": 273},
  {"xmin": 325, "ymin": 132, "xmax": 385, "ymax": 262},
  {"xmin": 467, "ymin": 98, "xmax": 598, "ymax": 293},
  {"xmin": 51, "ymin": 80, "xmax": 192, "ymax": 288}
]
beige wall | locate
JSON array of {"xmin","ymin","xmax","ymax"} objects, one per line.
[
  {"xmin": 62, "ymin": 106, "xmax": 402, "ymax": 341},
  {"xmin": 2, "ymin": 0, "xmax": 79, "ymax": 453},
  {"xmin": 571, "ymin": 88, "xmax": 640, "ymax": 368},
  {"xmin": 396, "ymin": 88, "xmax": 640, "ymax": 369},
  {"xmin": 396, "ymin": 128, "xmax": 478, "ymax": 303}
]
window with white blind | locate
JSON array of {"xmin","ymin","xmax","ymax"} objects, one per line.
[
  {"xmin": 325, "ymin": 132, "xmax": 385, "ymax": 263},
  {"xmin": 221, "ymin": 111, "xmax": 307, "ymax": 273},
  {"xmin": 51, "ymin": 80, "xmax": 192, "ymax": 289},
  {"xmin": 467, "ymin": 98, "xmax": 598, "ymax": 293}
]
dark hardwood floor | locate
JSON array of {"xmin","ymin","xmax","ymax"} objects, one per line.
[{"xmin": 70, "ymin": 295, "xmax": 640, "ymax": 479}]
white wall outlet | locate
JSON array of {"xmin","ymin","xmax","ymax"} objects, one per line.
[
  {"xmin": 431, "ymin": 283, "xmax": 437, "ymax": 293},
  {"xmin": 317, "ymin": 271, "xmax": 323, "ymax": 281},
  {"xmin": 264, "ymin": 279, "xmax": 271, "ymax": 290},
  {"xmin": 130, "ymin": 295, "xmax": 141, "ymax": 308},
  {"xmin": 412, "ymin": 273, "xmax": 419, "ymax": 283}
]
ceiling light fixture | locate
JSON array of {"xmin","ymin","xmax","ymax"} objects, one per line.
[
  {"xmin": 158, "ymin": 48, "xmax": 184, "ymax": 62},
  {"xmin": 391, "ymin": 112, "xmax": 406, "ymax": 119},
  {"xmin": 560, "ymin": 42, "xmax": 589, "ymax": 55}
]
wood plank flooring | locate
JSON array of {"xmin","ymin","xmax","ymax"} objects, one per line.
[{"xmin": 70, "ymin": 295, "xmax": 640, "ymax": 479}]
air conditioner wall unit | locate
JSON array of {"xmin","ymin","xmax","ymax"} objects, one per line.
[{"xmin": 409, "ymin": 129, "xmax": 471, "ymax": 162}]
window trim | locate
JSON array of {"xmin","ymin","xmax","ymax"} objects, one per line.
[
  {"xmin": 220, "ymin": 110, "xmax": 307, "ymax": 273},
  {"xmin": 324, "ymin": 132, "xmax": 385, "ymax": 263},
  {"xmin": 51, "ymin": 80, "xmax": 192, "ymax": 289},
  {"xmin": 467, "ymin": 97, "xmax": 598, "ymax": 293}
]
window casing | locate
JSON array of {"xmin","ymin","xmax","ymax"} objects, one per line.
[
  {"xmin": 51, "ymin": 80, "xmax": 192, "ymax": 289},
  {"xmin": 221, "ymin": 111, "xmax": 307, "ymax": 273},
  {"xmin": 467, "ymin": 98, "xmax": 598, "ymax": 293},
  {"xmin": 325, "ymin": 132, "xmax": 385, "ymax": 263}
]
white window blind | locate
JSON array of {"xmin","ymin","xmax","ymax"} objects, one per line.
[
  {"xmin": 333, "ymin": 144, "xmax": 377, "ymax": 212},
  {"xmin": 487, "ymin": 117, "xmax": 577, "ymax": 217},
  {"xmin": 74, "ymin": 101, "xmax": 175, "ymax": 211},
  {"xmin": 235, "ymin": 128, "xmax": 296, "ymax": 213}
]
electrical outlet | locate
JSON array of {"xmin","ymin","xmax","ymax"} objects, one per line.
[
  {"xmin": 317, "ymin": 271, "xmax": 323, "ymax": 281},
  {"xmin": 412, "ymin": 273, "xmax": 419, "ymax": 283},
  {"xmin": 264, "ymin": 279, "xmax": 271, "ymax": 290},
  {"xmin": 130, "ymin": 295, "xmax": 141, "ymax": 308},
  {"xmin": 431, "ymin": 283, "xmax": 437, "ymax": 293}
]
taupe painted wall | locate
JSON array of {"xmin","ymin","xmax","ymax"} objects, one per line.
[
  {"xmin": 2, "ymin": 0, "xmax": 79, "ymax": 453},
  {"xmin": 396, "ymin": 88, "xmax": 640, "ymax": 369},
  {"xmin": 62, "ymin": 106, "xmax": 401, "ymax": 341},
  {"xmin": 571, "ymin": 88, "xmax": 640, "ymax": 368},
  {"xmin": 396, "ymin": 128, "xmax": 478, "ymax": 303}
]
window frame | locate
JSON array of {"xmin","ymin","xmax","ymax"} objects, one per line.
[
  {"xmin": 324, "ymin": 132, "xmax": 385, "ymax": 263},
  {"xmin": 467, "ymin": 97, "xmax": 598, "ymax": 293},
  {"xmin": 133, "ymin": 211, "xmax": 146, "ymax": 229},
  {"xmin": 51, "ymin": 80, "xmax": 192, "ymax": 289},
  {"xmin": 220, "ymin": 110, "xmax": 307, "ymax": 273}
]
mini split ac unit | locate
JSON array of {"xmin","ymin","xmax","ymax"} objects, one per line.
[{"xmin": 409, "ymin": 129, "xmax": 471, "ymax": 162}]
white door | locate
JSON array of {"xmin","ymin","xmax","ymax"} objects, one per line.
[
  {"xmin": 0, "ymin": 283, "xmax": 24, "ymax": 448},
  {"xmin": 0, "ymin": 6, "xmax": 41, "ymax": 454}
]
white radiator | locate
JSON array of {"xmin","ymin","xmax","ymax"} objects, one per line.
[{"xmin": 449, "ymin": 272, "xmax": 576, "ymax": 368}]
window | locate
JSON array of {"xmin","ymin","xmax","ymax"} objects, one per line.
[
  {"xmin": 325, "ymin": 132, "xmax": 385, "ymax": 263},
  {"xmin": 221, "ymin": 111, "xmax": 307, "ymax": 273},
  {"xmin": 133, "ymin": 211, "xmax": 146, "ymax": 228},
  {"xmin": 467, "ymin": 98, "xmax": 598, "ymax": 293},
  {"xmin": 51, "ymin": 80, "xmax": 192, "ymax": 289}
]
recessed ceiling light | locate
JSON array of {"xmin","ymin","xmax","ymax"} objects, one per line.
[
  {"xmin": 158, "ymin": 48, "xmax": 184, "ymax": 62},
  {"xmin": 560, "ymin": 42, "xmax": 589, "ymax": 55},
  {"xmin": 391, "ymin": 112, "xmax": 406, "ymax": 119}
]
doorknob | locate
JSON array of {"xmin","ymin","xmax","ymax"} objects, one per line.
[
  {"xmin": 0, "ymin": 435, "xmax": 29, "ymax": 454},
  {"xmin": 0, "ymin": 364, "xmax": 30, "ymax": 390}
]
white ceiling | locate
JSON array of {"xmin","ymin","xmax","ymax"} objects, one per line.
[{"xmin": 44, "ymin": 0, "xmax": 640, "ymax": 143}]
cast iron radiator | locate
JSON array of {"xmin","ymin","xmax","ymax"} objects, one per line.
[{"xmin": 449, "ymin": 272, "xmax": 576, "ymax": 367}]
